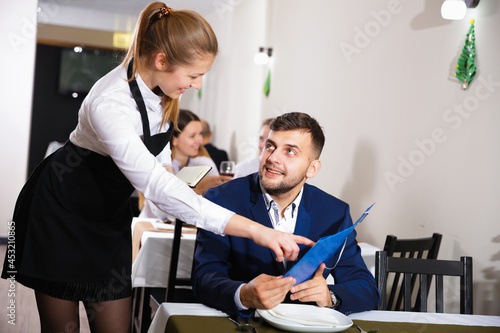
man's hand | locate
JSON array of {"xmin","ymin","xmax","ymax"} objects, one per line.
[
  {"xmin": 289, "ymin": 263, "xmax": 332, "ymax": 307},
  {"xmin": 240, "ymin": 274, "xmax": 296, "ymax": 309}
]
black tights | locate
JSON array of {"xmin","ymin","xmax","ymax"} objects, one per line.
[{"xmin": 35, "ymin": 291, "xmax": 131, "ymax": 333}]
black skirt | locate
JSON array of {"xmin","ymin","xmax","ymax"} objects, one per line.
[{"xmin": 1, "ymin": 142, "xmax": 135, "ymax": 302}]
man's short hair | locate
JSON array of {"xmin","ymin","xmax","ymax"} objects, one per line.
[{"xmin": 269, "ymin": 112, "xmax": 325, "ymax": 159}]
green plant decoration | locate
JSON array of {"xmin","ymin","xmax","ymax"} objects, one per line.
[
  {"xmin": 263, "ymin": 69, "xmax": 271, "ymax": 97},
  {"xmin": 455, "ymin": 19, "xmax": 476, "ymax": 90}
]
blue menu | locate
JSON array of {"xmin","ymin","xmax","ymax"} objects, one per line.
[{"xmin": 284, "ymin": 203, "xmax": 375, "ymax": 285}]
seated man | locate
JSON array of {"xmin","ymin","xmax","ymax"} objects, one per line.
[{"xmin": 193, "ymin": 112, "xmax": 379, "ymax": 316}]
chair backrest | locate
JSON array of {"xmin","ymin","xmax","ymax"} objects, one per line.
[
  {"xmin": 375, "ymin": 251, "xmax": 473, "ymax": 314},
  {"xmin": 383, "ymin": 233, "xmax": 442, "ymax": 311},
  {"xmin": 165, "ymin": 219, "xmax": 197, "ymax": 302}
]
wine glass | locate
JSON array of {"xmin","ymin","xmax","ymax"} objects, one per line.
[{"xmin": 219, "ymin": 161, "xmax": 235, "ymax": 177}]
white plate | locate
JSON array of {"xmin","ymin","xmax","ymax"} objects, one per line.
[{"xmin": 256, "ymin": 304, "xmax": 353, "ymax": 332}]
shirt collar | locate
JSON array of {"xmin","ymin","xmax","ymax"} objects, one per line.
[
  {"xmin": 260, "ymin": 181, "xmax": 304, "ymax": 218},
  {"xmin": 135, "ymin": 72, "xmax": 163, "ymax": 113}
]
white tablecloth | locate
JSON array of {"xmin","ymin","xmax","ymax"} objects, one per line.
[
  {"xmin": 357, "ymin": 242, "xmax": 380, "ymax": 276},
  {"xmin": 132, "ymin": 218, "xmax": 197, "ymax": 288},
  {"xmin": 349, "ymin": 310, "xmax": 500, "ymax": 326},
  {"xmin": 148, "ymin": 303, "xmax": 500, "ymax": 333}
]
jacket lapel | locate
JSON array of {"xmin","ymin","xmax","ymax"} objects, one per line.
[
  {"xmin": 286, "ymin": 185, "xmax": 312, "ymax": 272},
  {"xmin": 249, "ymin": 174, "xmax": 286, "ymax": 275}
]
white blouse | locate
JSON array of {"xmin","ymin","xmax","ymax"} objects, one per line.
[{"xmin": 69, "ymin": 66, "xmax": 233, "ymax": 234}]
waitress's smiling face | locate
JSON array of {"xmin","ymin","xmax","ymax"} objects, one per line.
[
  {"xmin": 155, "ymin": 54, "xmax": 214, "ymax": 99},
  {"xmin": 172, "ymin": 120, "xmax": 203, "ymax": 158}
]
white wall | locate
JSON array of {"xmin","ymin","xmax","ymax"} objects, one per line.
[
  {"xmin": 0, "ymin": 1, "xmax": 38, "ymax": 236},
  {"xmin": 180, "ymin": 0, "xmax": 270, "ymax": 162},
  {"xmin": 180, "ymin": 0, "xmax": 500, "ymax": 314},
  {"xmin": 4, "ymin": 0, "xmax": 500, "ymax": 315},
  {"xmin": 260, "ymin": 0, "xmax": 500, "ymax": 315}
]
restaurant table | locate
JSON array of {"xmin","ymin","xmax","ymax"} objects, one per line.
[
  {"xmin": 132, "ymin": 218, "xmax": 197, "ymax": 288},
  {"xmin": 148, "ymin": 302, "xmax": 500, "ymax": 333}
]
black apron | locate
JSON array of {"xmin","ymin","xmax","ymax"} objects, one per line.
[{"xmin": 1, "ymin": 62, "xmax": 173, "ymax": 302}]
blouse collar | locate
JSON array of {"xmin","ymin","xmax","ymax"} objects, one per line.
[{"xmin": 135, "ymin": 72, "xmax": 163, "ymax": 114}]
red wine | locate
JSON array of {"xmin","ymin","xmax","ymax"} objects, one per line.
[{"xmin": 221, "ymin": 172, "xmax": 234, "ymax": 177}]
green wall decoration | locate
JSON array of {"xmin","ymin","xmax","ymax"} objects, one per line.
[
  {"xmin": 263, "ymin": 69, "xmax": 271, "ymax": 97},
  {"xmin": 455, "ymin": 19, "xmax": 476, "ymax": 90}
]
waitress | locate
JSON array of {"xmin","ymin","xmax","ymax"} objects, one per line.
[{"xmin": 2, "ymin": 3, "xmax": 312, "ymax": 332}]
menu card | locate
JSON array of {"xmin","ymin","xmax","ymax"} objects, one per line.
[
  {"xmin": 284, "ymin": 203, "xmax": 375, "ymax": 285},
  {"xmin": 176, "ymin": 165, "xmax": 212, "ymax": 188}
]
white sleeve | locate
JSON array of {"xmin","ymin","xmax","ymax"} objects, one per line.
[
  {"xmin": 234, "ymin": 284, "xmax": 249, "ymax": 311},
  {"xmin": 156, "ymin": 141, "xmax": 172, "ymax": 167},
  {"xmin": 87, "ymin": 97, "xmax": 233, "ymax": 234}
]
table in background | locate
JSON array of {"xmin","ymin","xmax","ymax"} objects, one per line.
[
  {"xmin": 132, "ymin": 218, "xmax": 197, "ymax": 288},
  {"xmin": 357, "ymin": 242, "xmax": 380, "ymax": 277},
  {"xmin": 148, "ymin": 303, "xmax": 500, "ymax": 333}
]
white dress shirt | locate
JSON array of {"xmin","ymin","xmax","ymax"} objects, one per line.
[{"xmin": 69, "ymin": 65, "xmax": 233, "ymax": 235}]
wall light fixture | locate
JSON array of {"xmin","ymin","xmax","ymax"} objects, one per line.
[
  {"xmin": 254, "ymin": 47, "xmax": 273, "ymax": 65},
  {"xmin": 441, "ymin": 0, "xmax": 479, "ymax": 20}
]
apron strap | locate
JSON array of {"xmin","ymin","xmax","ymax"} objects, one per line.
[
  {"xmin": 127, "ymin": 59, "xmax": 174, "ymax": 156},
  {"xmin": 127, "ymin": 60, "xmax": 151, "ymax": 140}
]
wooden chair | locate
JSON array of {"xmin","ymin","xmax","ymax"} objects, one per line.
[
  {"xmin": 148, "ymin": 219, "xmax": 198, "ymax": 321},
  {"xmin": 376, "ymin": 251, "xmax": 473, "ymax": 314},
  {"xmin": 383, "ymin": 233, "xmax": 442, "ymax": 311}
]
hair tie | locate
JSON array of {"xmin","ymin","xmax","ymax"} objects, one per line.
[{"xmin": 159, "ymin": 6, "xmax": 172, "ymax": 18}]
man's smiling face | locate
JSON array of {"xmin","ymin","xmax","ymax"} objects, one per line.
[{"xmin": 259, "ymin": 129, "xmax": 316, "ymax": 197}]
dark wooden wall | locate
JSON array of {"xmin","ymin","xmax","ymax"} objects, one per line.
[{"xmin": 28, "ymin": 43, "xmax": 83, "ymax": 175}]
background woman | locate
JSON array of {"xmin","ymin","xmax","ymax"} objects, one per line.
[
  {"xmin": 171, "ymin": 109, "xmax": 233, "ymax": 195},
  {"xmin": 1, "ymin": 3, "xmax": 312, "ymax": 332}
]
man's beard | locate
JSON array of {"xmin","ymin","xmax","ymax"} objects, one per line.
[{"xmin": 259, "ymin": 165, "xmax": 307, "ymax": 197}]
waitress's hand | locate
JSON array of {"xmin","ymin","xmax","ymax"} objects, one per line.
[
  {"xmin": 224, "ymin": 215, "xmax": 315, "ymax": 262},
  {"xmin": 254, "ymin": 226, "xmax": 315, "ymax": 262}
]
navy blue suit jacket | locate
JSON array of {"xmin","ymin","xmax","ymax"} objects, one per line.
[{"xmin": 193, "ymin": 173, "xmax": 379, "ymax": 315}]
